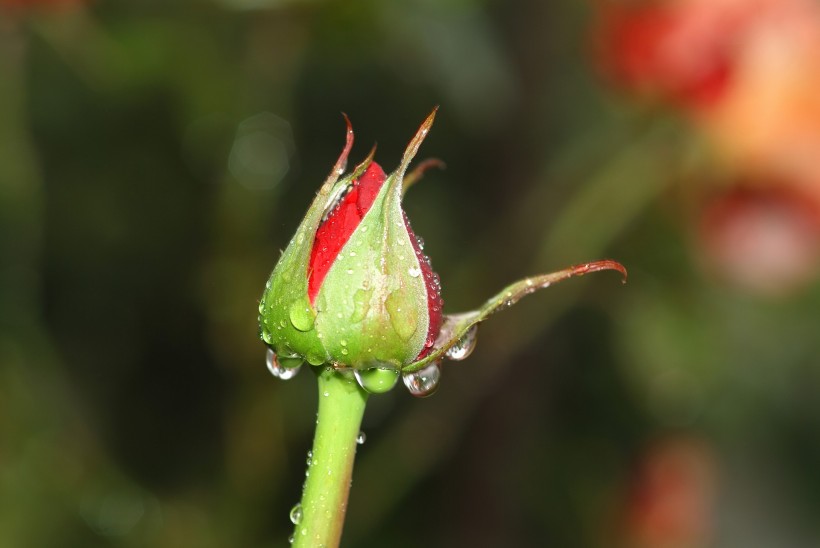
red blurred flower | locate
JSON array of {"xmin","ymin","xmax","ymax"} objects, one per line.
[
  {"xmin": 592, "ymin": 0, "xmax": 755, "ymax": 109},
  {"xmin": 698, "ymin": 183, "xmax": 820, "ymax": 294},
  {"xmin": 625, "ymin": 438, "xmax": 717, "ymax": 548}
]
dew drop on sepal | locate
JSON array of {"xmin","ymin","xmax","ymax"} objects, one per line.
[
  {"xmin": 289, "ymin": 503, "xmax": 302, "ymax": 525},
  {"xmin": 288, "ymin": 300, "xmax": 315, "ymax": 332},
  {"xmin": 354, "ymin": 366, "xmax": 400, "ymax": 393},
  {"xmin": 266, "ymin": 347, "xmax": 302, "ymax": 380}
]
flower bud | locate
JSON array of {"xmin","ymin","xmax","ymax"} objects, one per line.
[
  {"xmin": 258, "ymin": 110, "xmax": 442, "ymax": 370},
  {"xmin": 259, "ymin": 109, "xmax": 626, "ymax": 391}
]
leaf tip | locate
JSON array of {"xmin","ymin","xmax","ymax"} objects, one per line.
[{"xmin": 570, "ymin": 259, "xmax": 628, "ymax": 283}]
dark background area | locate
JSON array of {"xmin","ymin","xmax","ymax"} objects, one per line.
[{"xmin": 3, "ymin": 0, "xmax": 820, "ymax": 546}]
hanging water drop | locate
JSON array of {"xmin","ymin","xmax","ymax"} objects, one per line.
[
  {"xmin": 354, "ymin": 366, "xmax": 399, "ymax": 394},
  {"xmin": 289, "ymin": 503, "xmax": 303, "ymax": 525},
  {"xmin": 445, "ymin": 325, "xmax": 478, "ymax": 361},
  {"xmin": 266, "ymin": 348, "xmax": 302, "ymax": 380},
  {"xmin": 356, "ymin": 431, "xmax": 366, "ymax": 445},
  {"xmin": 402, "ymin": 361, "xmax": 441, "ymax": 397}
]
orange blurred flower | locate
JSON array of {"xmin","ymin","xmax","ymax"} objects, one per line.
[{"xmin": 594, "ymin": 0, "xmax": 820, "ymax": 293}]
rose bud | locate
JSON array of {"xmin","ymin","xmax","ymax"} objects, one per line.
[{"xmin": 259, "ymin": 109, "xmax": 626, "ymax": 395}]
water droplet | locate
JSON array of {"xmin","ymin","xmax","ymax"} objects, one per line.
[
  {"xmin": 445, "ymin": 326, "xmax": 478, "ymax": 361},
  {"xmin": 341, "ymin": 348, "xmax": 348, "ymax": 355},
  {"xmin": 266, "ymin": 348, "xmax": 302, "ymax": 380},
  {"xmin": 354, "ymin": 366, "xmax": 400, "ymax": 394},
  {"xmin": 408, "ymin": 266, "xmax": 421, "ymax": 278},
  {"xmin": 356, "ymin": 431, "xmax": 366, "ymax": 445},
  {"xmin": 289, "ymin": 503, "xmax": 302, "ymax": 525},
  {"xmin": 402, "ymin": 361, "xmax": 441, "ymax": 397},
  {"xmin": 288, "ymin": 300, "xmax": 315, "ymax": 332},
  {"xmin": 340, "ymin": 339, "xmax": 347, "ymax": 346},
  {"xmin": 261, "ymin": 330, "xmax": 273, "ymax": 344},
  {"xmin": 346, "ymin": 269, "xmax": 354, "ymax": 275},
  {"xmin": 305, "ymin": 352, "xmax": 326, "ymax": 366},
  {"xmin": 288, "ymin": 534, "xmax": 294, "ymax": 544}
]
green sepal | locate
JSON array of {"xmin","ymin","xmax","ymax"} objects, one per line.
[
  {"xmin": 258, "ymin": 116, "xmax": 375, "ymax": 364},
  {"xmin": 313, "ymin": 168, "xmax": 430, "ymax": 368},
  {"xmin": 401, "ymin": 260, "xmax": 627, "ymax": 373},
  {"xmin": 259, "ymin": 111, "xmax": 438, "ymax": 368},
  {"xmin": 311, "ymin": 111, "xmax": 439, "ymax": 368}
]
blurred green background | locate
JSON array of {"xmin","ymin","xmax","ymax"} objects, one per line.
[{"xmin": 3, "ymin": 0, "xmax": 820, "ymax": 546}]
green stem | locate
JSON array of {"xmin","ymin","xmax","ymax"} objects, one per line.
[{"xmin": 293, "ymin": 368, "xmax": 368, "ymax": 548}]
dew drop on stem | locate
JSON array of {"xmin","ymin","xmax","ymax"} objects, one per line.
[
  {"xmin": 402, "ymin": 361, "xmax": 441, "ymax": 397},
  {"xmin": 445, "ymin": 325, "xmax": 478, "ymax": 361}
]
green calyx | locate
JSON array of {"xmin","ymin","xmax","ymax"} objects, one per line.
[
  {"xmin": 258, "ymin": 111, "xmax": 438, "ymax": 370},
  {"xmin": 312, "ymin": 169, "xmax": 430, "ymax": 368}
]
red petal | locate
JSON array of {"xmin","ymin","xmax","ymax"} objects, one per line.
[
  {"xmin": 405, "ymin": 212, "xmax": 443, "ymax": 359},
  {"xmin": 308, "ymin": 162, "xmax": 387, "ymax": 303}
]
